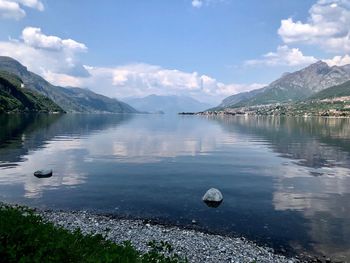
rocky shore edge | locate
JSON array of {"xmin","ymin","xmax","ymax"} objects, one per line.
[{"xmin": 33, "ymin": 209, "xmax": 312, "ymax": 263}]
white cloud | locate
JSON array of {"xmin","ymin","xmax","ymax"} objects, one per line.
[
  {"xmin": 15, "ymin": 0, "xmax": 44, "ymax": 10},
  {"xmin": 245, "ymin": 45, "xmax": 317, "ymax": 67},
  {"xmin": 0, "ymin": 31, "xmax": 262, "ymax": 102},
  {"xmin": 323, "ymin": 54, "xmax": 350, "ymax": 66},
  {"xmin": 44, "ymin": 71, "xmax": 84, "ymax": 87},
  {"xmin": 22, "ymin": 27, "xmax": 87, "ymax": 51},
  {"xmin": 278, "ymin": 0, "xmax": 350, "ymax": 53},
  {"xmin": 77, "ymin": 64, "xmax": 264, "ymax": 103},
  {"xmin": 192, "ymin": 0, "xmax": 203, "ymax": 8},
  {"xmin": 0, "ymin": 27, "xmax": 89, "ymax": 80},
  {"xmin": 0, "ymin": 26, "xmax": 263, "ymax": 103},
  {"xmin": 247, "ymin": 1, "xmax": 350, "ymax": 69},
  {"xmin": 0, "ymin": 0, "xmax": 24, "ymax": 19},
  {"xmin": 0, "ymin": 0, "xmax": 43, "ymax": 19},
  {"xmin": 191, "ymin": 0, "xmax": 224, "ymax": 8}
]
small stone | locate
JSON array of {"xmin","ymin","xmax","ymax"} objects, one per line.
[
  {"xmin": 34, "ymin": 169, "xmax": 53, "ymax": 178},
  {"xmin": 202, "ymin": 188, "xmax": 223, "ymax": 208}
]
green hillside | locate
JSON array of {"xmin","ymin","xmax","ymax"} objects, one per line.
[
  {"xmin": 0, "ymin": 71, "xmax": 63, "ymax": 113},
  {"xmin": 233, "ymin": 84, "xmax": 310, "ymax": 107},
  {"xmin": 0, "ymin": 56, "xmax": 138, "ymax": 113},
  {"xmin": 220, "ymin": 61, "xmax": 350, "ymax": 109},
  {"xmin": 309, "ymin": 80, "xmax": 350, "ymax": 100}
]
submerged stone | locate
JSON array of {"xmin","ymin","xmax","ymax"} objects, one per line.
[
  {"xmin": 34, "ymin": 169, "xmax": 53, "ymax": 178},
  {"xmin": 202, "ymin": 188, "xmax": 223, "ymax": 208}
]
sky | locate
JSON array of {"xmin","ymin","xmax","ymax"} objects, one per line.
[{"xmin": 0, "ymin": 0, "xmax": 350, "ymax": 104}]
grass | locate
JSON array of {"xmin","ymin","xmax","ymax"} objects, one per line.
[{"xmin": 0, "ymin": 204, "xmax": 187, "ymax": 263}]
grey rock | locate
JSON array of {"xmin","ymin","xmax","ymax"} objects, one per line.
[
  {"xmin": 202, "ymin": 188, "xmax": 223, "ymax": 208},
  {"xmin": 34, "ymin": 169, "xmax": 53, "ymax": 178}
]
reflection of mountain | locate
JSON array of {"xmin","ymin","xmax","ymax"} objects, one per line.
[
  {"xmin": 79, "ymin": 115, "xmax": 225, "ymax": 163},
  {"xmin": 206, "ymin": 116, "xmax": 350, "ymax": 261},
  {"xmin": 2, "ymin": 114, "xmax": 350, "ymax": 260},
  {"xmin": 0, "ymin": 114, "xmax": 133, "ymax": 198},
  {"xmin": 210, "ymin": 116, "xmax": 350, "ymax": 169},
  {"xmin": 0, "ymin": 114, "xmax": 62, "ymax": 164},
  {"xmin": 204, "ymin": 116, "xmax": 350, "ymax": 261},
  {"xmin": 0, "ymin": 114, "xmax": 133, "ymax": 164}
]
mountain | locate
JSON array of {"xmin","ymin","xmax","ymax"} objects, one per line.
[
  {"xmin": 58, "ymin": 87, "xmax": 137, "ymax": 113},
  {"xmin": 0, "ymin": 71, "xmax": 63, "ymax": 113},
  {"xmin": 342, "ymin": 64, "xmax": 350, "ymax": 74},
  {"xmin": 217, "ymin": 87, "xmax": 266, "ymax": 108},
  {"xmin": 220, "ymin": 61, "xmax": 350, "ymax": 108},
  {"xmin": 309, "ymin": 80, "xmax": 350, "ymax": 100},
  {"xmin": 0, "ymin": 56, "xmax": 138, "ymax": 113},
  {"xmin": 124, "ymin": 94, "xmax": 213, "ymax": 114}
]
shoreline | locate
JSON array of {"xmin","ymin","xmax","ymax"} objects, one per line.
[
  {"xmin": 179, "ymin": 111, "xmax": 350, "ymax": 118},
  {"xmin": 32, "ymin": 208, "xmax": 314, "ymax": 263}
]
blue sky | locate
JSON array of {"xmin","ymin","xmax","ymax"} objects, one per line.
[{"xmin": 0, "ymin": 0, "xmax": 349, "ymax": 103}]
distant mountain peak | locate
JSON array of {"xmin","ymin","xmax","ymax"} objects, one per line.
[
  {"xmin": 124, "ymin": 94, "xmax": 213, "ymax": 113},
  {"xmin": 301, "ymin": 60, "xmax": 330, "ymax": 74},
  {"xmin": 313, "ymin": 60, "xmax": 328, "ymax": 67},
  {"xmin": 281, "ymin": 72, "xmax": 291, "ymax": 78}
]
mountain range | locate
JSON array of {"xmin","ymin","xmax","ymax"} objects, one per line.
[
  {"xmin": 0, "ymin": 56, "xmax": 137, "ymax": 114},
  {"xmin": 217, "ymin": 61, "xmax": 350, "ymax": 109},
  {"xmin": 124, "ymin": 94, "xmax": 213, "ymax": 114},
  {"xmin": 2, "ymin": 56, "xmax": 350, "ymax": 115}
]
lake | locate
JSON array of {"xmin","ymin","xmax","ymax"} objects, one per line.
[{"xmin": 1, "ymin": 114, "xmax": 350, "ymax": 261}]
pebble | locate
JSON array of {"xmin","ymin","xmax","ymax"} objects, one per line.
[{"xmin": 38, "ymin": 210, "xmax": 303, "ymax": 263}]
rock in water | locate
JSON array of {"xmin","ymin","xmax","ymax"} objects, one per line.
[
  {"xmin": 34, "ymin": 169, "xmax": 53, "ymax": 178},
  {"xmin": 202, "ymin": 188, "xmax": 223, "ymax": 208}
]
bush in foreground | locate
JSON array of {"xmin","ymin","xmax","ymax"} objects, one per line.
[{"xmin": 0, "ymin": 205, "xmax": 187, "ymax": 263}]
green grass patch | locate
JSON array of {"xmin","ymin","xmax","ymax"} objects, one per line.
[{"xmin": 0, "ymin": 205, "xmax": 187, "ymax": 263}]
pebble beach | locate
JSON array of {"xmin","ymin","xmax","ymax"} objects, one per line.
[{"xmin": 38, "ymin": 210, "xmax": 304, "ymax": 263}]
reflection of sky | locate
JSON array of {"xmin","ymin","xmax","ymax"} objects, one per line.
[
  {"xmin": 1, "ymin": 115, "xmax": 350, "ymax": 261},
  {"xmin": 0, "ymin": 115, "xmax": 243, "ymax": 198},
  {"xmin": 272, "ymin": 174, "xmax": 350, "ymax": 261},
  {"xmin": 84, "ymin": 121, "xmax": 234, "ymax": 163},
  {"xmin": 0, "ymin": 138, "xmax": 87, "ymax": 198},
  {"xmin": 194, "ymin": 116, "xmax": 350, "ymax": 261}
]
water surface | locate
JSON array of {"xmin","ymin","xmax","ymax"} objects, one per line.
[{"xmin": 1, "ymin": 114, "xmax": 350, "ymax": 261}]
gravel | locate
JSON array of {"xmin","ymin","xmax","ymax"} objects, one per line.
[{"xmin": 38, "ymin": 210, "xmax": 303, "ymax": 263}]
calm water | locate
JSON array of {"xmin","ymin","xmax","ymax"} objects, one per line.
[{"xmin": 1, "ymin": 114, "xmax": 350, "ymax": 261}]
